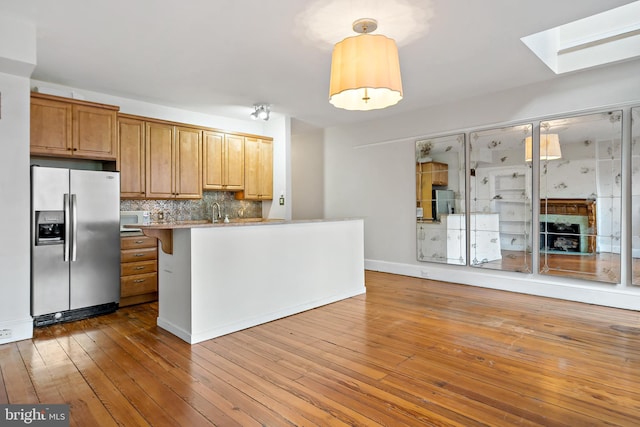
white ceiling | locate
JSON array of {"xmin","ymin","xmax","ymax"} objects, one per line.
[{"xmin": 1, "ymin": 0, "xmax": 636, "ymax": 130}]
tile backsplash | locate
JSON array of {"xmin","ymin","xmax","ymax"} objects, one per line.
[{"xmin": 120, "ymin": 191, "xmax": 262, "ymax": 222}]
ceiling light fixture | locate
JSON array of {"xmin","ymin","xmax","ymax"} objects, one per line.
[
  {"xmin": 250, "ymin": 104, "xmax": 270, "ymax": 121},
  {"xmin": 328, "ymin": 18, "xmax": 403, "ymax": 111}
]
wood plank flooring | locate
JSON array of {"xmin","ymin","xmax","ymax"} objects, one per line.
[{"xmin": 1, "ymin": 271, "xmax": 640, "ymax": 426}]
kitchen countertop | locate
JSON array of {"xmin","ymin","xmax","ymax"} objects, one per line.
[
  {"xmin": 120, "ymin": 230, "xmax": 145, "ymax": 237},
  {"xmin": 127, "ymin": 218, "xmax": 285, "ymax": 230}
]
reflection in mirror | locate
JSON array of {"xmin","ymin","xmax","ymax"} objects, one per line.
[
  {"xmin": 632, "ymin": 107, "xmax": 640, "ymax": 286},
  {"xmin": 469, "ymin": 124, "xmax": 532, "ymax": 272},
  {"xmin": 540, "ymin": 111, "xmax": 622, "ymax": 283},
  {"xmin": 416, "ymin": 134, "xmax": 465, "ymax": 265}
]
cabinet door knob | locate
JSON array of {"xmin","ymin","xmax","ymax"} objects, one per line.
[
  {"xmin": 134, "ymin": 253, "xmax": 145, "ymax": 257},
  {"xmin": 134, "ymin": 266, "xmax": 145, "ymax": 270},
  {"xmin": 133, "ymin": 279, "xmax": 146, "ymax": 283}
]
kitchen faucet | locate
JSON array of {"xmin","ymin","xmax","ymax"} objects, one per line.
[{"xmin": 212, "ymin": 202, "xmax": 221, "ymax": 223}]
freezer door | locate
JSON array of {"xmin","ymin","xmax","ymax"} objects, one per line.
[
  {"xmin": 69, "ymin": 170, "xmax": 121, "ymax": 310},
  {"xmin": 31, "ymin": 166, "xmax": 70, "ymax": 316}
]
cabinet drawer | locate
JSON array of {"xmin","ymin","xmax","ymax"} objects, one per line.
[
  {"xmin": 121, "ymin": 273, "xmax": 157, "ymax": 297},
  {"xmin": 121, "ymin": 260, "xmax": 157, "ymax": 276},
  {"xmin": 121, "ymin": 236, "xmax": 157, "ymax": 250},
  {"xmin": 121, "ymin": 247, "xmax": 157, "ymax": 263}
]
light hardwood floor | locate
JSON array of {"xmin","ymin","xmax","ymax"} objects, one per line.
[{"xmin": 1, "ymin": 271, "xmax": 639, "ymax": 426}]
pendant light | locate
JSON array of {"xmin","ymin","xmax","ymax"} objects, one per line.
[
  {"xmin": 329, "ymin": 19, "xmax": 403, "ymax": 111},
  {"xmin": 525, "ymin": 123, "xmax": 562, "ymax": 162}
]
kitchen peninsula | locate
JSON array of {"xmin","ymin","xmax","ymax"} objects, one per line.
[{"xmin": 133, "ymin": 218, "xmax": 365, "ymax": 344}]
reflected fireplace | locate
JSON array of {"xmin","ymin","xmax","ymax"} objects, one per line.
[
  {"xmin": 540, "ymin": 221, "xmax": 582, "ymax": 253},
  {"xmin": 540, "ymin": 199, "xmax": 596, "ymax": 254}
]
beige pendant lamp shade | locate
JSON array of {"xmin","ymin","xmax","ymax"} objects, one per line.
[
  {"xmin": 329, "ymin": 19, "xmax": 403, "ymax": 111},
  {"xmin": 525, "ymin": 134, "xmax": 562, "ymax": 162}
]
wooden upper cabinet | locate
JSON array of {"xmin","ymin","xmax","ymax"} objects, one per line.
[
  {"xmin": 73, "ymin": 104, "xmax": 118, "ymax": 159},
  {"xmin": 203, "ymin": 131, "xmax": 224, "ymax": 189},
  {"xmin": 236, "ymin": 137, "xmax": 273, "ymax": 200},
  {"xmin": 145, "ymin": 121, "xmax": 202, "ymax": 199},
  {"xmin": 146, "ymin": 122, "xmax": 175, "ymax": 198},
  {"xmin": 431, "ymin": 162, "xmax": 449, "ymax": 186},
  {"xmin": 118, "ymin": 116, "xmax": 146, "ymax": 198},
  {"xmin": 202, "ymin": 131, "xmax": 244, "ymax": 191},
  {"xmin": 258, "ymin": 139, "xmax": 273, "ymax": 199},
  {"xmin": 420, "ymin": 162, "xmax": 448, "ymax": 187},
  {"xmin": 30, "ymin": 93, "xmax": 118, "ymax": 160},
  {"xmin": 174, "ymin": 126, "xmax": 202, "ymax": 199},
  {"xmin": 30, "ymin": 96, "xmax": 72, "ymax": 156}
]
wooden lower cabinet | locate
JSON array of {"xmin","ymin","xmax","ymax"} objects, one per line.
[{"xmin": 120, "ymin": 235, "xmax": 158, "ymax": 307}]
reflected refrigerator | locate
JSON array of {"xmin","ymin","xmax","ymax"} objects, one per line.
[
  {"xmin": 432, "ymin": 189, "xmax": 455, "ymax": 221},
  {"xmin": 31, "ymin": 166, "xmax": 121, "ymax": 326}
]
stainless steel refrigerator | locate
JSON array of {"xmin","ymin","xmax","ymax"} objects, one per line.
[{"xmin": 31, "ymin": 166, "xmax": 121, "ymax": 326}]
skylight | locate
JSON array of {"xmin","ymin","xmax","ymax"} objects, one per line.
[{"xmin": 521, "ymin": 1, "xmax": 640, "ymax": 74}]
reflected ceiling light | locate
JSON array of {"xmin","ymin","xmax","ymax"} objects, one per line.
[
  {"xmin": 250, "ymin": 104, "xmax": 270, "ymax": 121},
  {"xmin": 329, "ymin": 18, "xmax": 403, "ymax": 111},
  {"xmin": 525, "ymin": 133, "xmax": 562, "ymax": 162}
]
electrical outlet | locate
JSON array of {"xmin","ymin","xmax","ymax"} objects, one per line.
[
  {"xmin": 279, "ymin": 195, "xmax": 285, "ymax": 206},
  {"xmin": 0, "ymin": 329, "xmax": 12, "ymax": 339}
]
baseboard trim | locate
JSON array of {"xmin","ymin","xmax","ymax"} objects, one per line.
[
  {"xmin": 0, "ymin": 317, "xmax": 34, "ymax": 344},
  {"xmin": 365, "ymin": 259, "xmax": 640, "ymax": 311}
]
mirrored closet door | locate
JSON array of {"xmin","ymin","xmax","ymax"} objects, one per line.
[
  {"xmin": 416, "ymin": 134, "xmax": 466, "ymax": 265},
  {"xmin": 632, "ymin": 107, "xmax": 640, "ymax": 286},
  {"xmin": 539, "ymin": 111, "xmax": 622, "ymax": 283},
  {"xmin": 469, "ymin": 124, "xmax": 533, "ymax": 273}
]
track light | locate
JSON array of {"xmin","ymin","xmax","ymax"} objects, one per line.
[{"xmin": 250, "ymin": 104, "xmax": 270, "ymax": 121}]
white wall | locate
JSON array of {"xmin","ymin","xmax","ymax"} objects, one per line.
[
  {"xmin": 263, "ymin": 115, "xmax": 291, "ymax": 220},
  {"xmin": 319, "ymin": 59, "xmax": 640, "ymax": 310},
  {"xmin": 291, "ymin": 124, "xmax": 324, "ymax": 220},
  {"xmin": 0, "ymin": 16, "xmax": 35, "ymax": 344}
]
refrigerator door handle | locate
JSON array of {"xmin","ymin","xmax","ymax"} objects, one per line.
[
  {"xmin": 64, "ymin": 193, "xmax": 71, "ymax": 262},
  {"xmin": 71, "ymin": 194, "xmax": 78, "ymax": 262}
]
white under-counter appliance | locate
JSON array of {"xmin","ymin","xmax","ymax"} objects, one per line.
[{"xmin": 120, "ymin": 210, "xmax": 150, "ymax": 232}]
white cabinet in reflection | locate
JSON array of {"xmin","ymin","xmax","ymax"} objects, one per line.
[
  {"xmin": 417, "ymin": 221, "xmax": 450, "ymax": 264},
  {"xmin": 447, "ymin": 213, "xmax": 501, "ymax": 265},
  {"xmin": 417, "ymin": 213, "xmax": 501, "ymax": 265}
]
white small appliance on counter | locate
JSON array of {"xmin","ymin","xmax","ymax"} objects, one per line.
[{"xmin": 120, "ymin": 210, "xmax": 150, "ymax": 232}]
